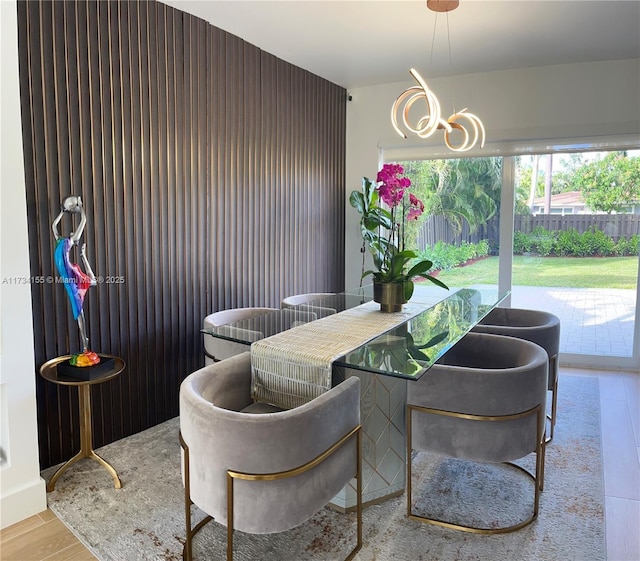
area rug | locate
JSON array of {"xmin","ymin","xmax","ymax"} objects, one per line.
[{"xmin": 42, "ymin": 374, "xmax": 605, "ymax": 561}]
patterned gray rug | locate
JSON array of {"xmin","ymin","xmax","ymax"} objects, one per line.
[{"xmin": 42, "ymin": 375, "xmax": 605, "ymax": 561}]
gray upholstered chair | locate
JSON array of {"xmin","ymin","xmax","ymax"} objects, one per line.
[
  {"xmin": 407, "ymin": 331, "xmax": 548, "ymax": 534},
  {"xmin": 472, "ymin": 307, "xmax": 561, "ymax": 442},
  {"xmin": 281, "ymin": 292, "xmax": 337, "ymax": 320},
  {"xmin": 179, "ymin": 351, "xmax": 362, "ymax": 561},
  {"xmin": 203, "ymin": 307, "xmax": 277, "ymax": 365},
  {"xmin": 280, "ymin": 292, "xmax": 335, "ymax": 308},
  {"xmin": 280, "ymin": 292, "xmax": 338, "ymax": 319}
]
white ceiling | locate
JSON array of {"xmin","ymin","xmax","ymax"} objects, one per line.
[{"xmin": 163, "ymin": 0, "xmax": 640, "ymax": 89}]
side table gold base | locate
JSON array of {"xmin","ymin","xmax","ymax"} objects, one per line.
[
  {"xmin": 40, "ymin": 356, "xmax": 126, "ymax": 493},
  {"xmin": 46, "ymin": 449, "xmax": 122, "ymax": 492}
]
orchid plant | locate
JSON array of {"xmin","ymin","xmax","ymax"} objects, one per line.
[{"xmin": 350, "ymin": 163, "xmax": 448, "ymax": 300}]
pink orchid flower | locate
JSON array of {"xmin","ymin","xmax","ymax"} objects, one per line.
[
  {"xmin": 407, "ymin": 193, "xmax": 425, "ymax": 221},
  {"xmin": 376, "ymin": 164, "xmax": 411, "ymax": 208}
]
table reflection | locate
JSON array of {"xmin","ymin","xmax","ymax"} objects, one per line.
[{"xmin": 336, "ymin": 287, "xmax": 507, "ymax": 379}]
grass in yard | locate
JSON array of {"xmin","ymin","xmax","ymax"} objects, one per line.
[{"xmin": 422, "ymin": 256, "xmax": 639, "ymax": 289}]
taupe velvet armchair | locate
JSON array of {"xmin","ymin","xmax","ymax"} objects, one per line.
[
  {"xmin": 179, "ymin": 351, "xmax": 362, "ymax": 561},
  {"xmin": 407, "ymin": 331, "xmax": 548, "ymax": 533},
  {"xmin": 280, "ymin": 292, "xmax": 336, "ymax": 308},
  {"xmin": 202, "ymin": 307, "xmax": 277, "ymax": 365},
  {"xmin": 472, "ymin": 307, "xmax": 560, "ymax": 441},
  {"xmin": 281, "ymin": 292, "xmax": 338, "ymax": 320}
]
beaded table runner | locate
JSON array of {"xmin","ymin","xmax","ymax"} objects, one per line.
[{"xmin": 250, "ymin": 300, "xmax": 425, "ymax": 409}]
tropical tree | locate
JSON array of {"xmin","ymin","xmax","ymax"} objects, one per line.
[
  {"xmin": 403, "ymin": 157, "xmax": 502, "ymax": 237},
  {"xmin": 516, "ymin": 154, "xmax": 587, "ymax": 213},
  {"xmin": 551, "ymin": 153, "xmax": 585, "ymax": 193},
  {"xmin": 571, "ymin": 152, "xmax": 640, "ymax": 213},
  {"xmin": 527, "ymin": 154, "xmax": 541, "ymax": 213}
]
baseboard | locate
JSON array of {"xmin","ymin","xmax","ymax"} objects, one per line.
[{"xmin": 0, "ymin": 476, "xmax": 47, "ymax": 529}]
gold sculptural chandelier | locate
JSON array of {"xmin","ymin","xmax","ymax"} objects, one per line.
[{"xmin": 391, "ymin": 0, "xmax": 485, "ymax": 152}]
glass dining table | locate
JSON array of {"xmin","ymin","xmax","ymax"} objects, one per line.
[{"xmin": 202, "ymin": 284, "xmax": 509, "ymax": 510}]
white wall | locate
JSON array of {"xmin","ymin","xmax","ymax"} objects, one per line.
[
  {"xmin": 344, "ymin": 59, "xmax": 640, "ymax": 288},
  {"xmin": 0, "ymin": 1, "xmax": 47, "ymax": 529}
]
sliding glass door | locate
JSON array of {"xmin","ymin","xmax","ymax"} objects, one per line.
[
  {"xmin": 511, "ymin": 150, "xmax": 639, "ymax": 368},
  {"xmin": 394, "ymin": 146, "xmax": 640, "ymax": 370}
]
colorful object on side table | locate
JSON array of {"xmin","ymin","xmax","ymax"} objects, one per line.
[
  {"xmin": 54, "ymin": 237, "xmax": 95, "ymax": 320},
  {"xmin": 69, "ymin": 350, "xmax": 101, "ymax": 367},
  {"xmin": 51, "ymin": 195, "xmax": 100, "ymax": 366}
]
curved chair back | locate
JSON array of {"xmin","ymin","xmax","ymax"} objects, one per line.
[
  {"xmin": 179, "ymin": 351, "xmax": 361, "ymax": 536},
  {"xmin": 473, "ymin": 307, "xmax": 560, "ymax": 358},
  {"xmin": 472, "ymin": 307, "xmax": 560, "ymax": 440},
  {"xmin": 406, "ymin": 331, "xmax": 548, "ymax": 533},
  {"xmin": 281, "ymin": 292, "xmax": 335, "ymax": 308},
  {"xmin": 409, "ymin": 332, "xmax": 548, "ymax": 463},
  {"xmin": 203, "ymin": 307, "xmax": 277, "ymax": 364}
]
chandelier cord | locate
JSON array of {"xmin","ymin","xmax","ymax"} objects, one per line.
[
  {"xmin": 446, "ymin": 11, "xmax": 452, "ymax": 70},
  {"xmin": 428, "ymin": 13, "xmax": 438, "ymax": 73},
  {"xmin": 446, "ymin": 10, "xmax": 456, "ymax": 114}
]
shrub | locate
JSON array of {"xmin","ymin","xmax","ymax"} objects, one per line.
[
  {"xmin": 515, "ymin": 225, "xmax": 635, "ymax": 257},
  {"xmin": 418, "ymin": 240, "xmax": 490, "ymax": 272},
  {"xmin": 513, "ymin": 231, "xmax": 531, "ymax": 254},
  {"xmin": 615, "ymin": 234, "xmax": 640, "ymax": 256},
  {"xmin": 582, "ymin": 228, "xmax": 615, "ymax": 256},
  {"xmin": 554, "ymin": 228, "xmax": 583, "ymax": 256},
  {"xmin": 476, "ymin": 239, "xmax": 490, "ymax": 257},
  {"xmin": 528, "ymin": 226, "xmax": 555, "ymax": 256}
]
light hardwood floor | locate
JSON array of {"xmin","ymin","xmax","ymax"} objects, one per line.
[{"xmin": 1, "ymin": 368, "xmax": 638, "ymax": 561}]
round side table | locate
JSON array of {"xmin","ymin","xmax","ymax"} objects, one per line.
[{"xmin": 40, "ymin": 354, "xmax": 125, "ymax": 492}]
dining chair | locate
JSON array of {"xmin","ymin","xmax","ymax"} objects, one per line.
[
  {"xmin": 407, "ymin": 331, "xmax": 548, "ymax": 533},
  {"xmin": 202, "ymin": 307, "xmax": 277, "ymax": 365},
  {"xmin": 280, "ymin": 292, "xmax": 336, "ymax": 308},
  {"xmin": 179, "ymin": 351, "xmax": 362, "ymax": 561},
  {"xmin": 281, "ymin": 292, "xmax": 338, "ymax": 320},
  {"xmin": 471, "ymin": 307, "xmax": 560, "ymax": 442}
]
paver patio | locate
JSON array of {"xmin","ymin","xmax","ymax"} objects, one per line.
[{"xmin": 510, "ymin": 286, "xmax": 636, "ymax": 357}]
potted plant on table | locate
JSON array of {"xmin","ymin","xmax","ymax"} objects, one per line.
[{"xmin": 350, "ymin": 163, "xmax": 448, "ymax": 312}]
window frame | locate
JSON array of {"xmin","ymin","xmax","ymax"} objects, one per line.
[{"xmin": 381, "ymin": 134, "xmax": 640, "ymax": 370}]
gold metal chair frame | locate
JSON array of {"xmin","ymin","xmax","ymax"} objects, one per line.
[
  {"xmin": 180, "ymin": 425, "xmax": 362, "ymax": 561},
  {"xmin": 546, "ymin": 353, "xmax": 559, "ymax": 443},
  {"xmin": 407, "ymin": 403, "xmax": 546, "ymax": 534}
]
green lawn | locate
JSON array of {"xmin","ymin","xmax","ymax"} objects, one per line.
[{"xmin": 423, "ymin": 256, "xmax": 639, "ymax": 289}]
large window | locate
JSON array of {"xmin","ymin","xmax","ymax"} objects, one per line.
[{"xmin": 392, "ymin": 146, "xmax": 640, "ymax": 370}]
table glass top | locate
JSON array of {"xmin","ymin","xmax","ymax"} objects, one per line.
[
  {"xmin": 335, "ymin": 286, "xmax": 508, "ymax": 379},
  {"xmin": 202, "ymin": 284, "xmax": 508, "ymax": 380}
]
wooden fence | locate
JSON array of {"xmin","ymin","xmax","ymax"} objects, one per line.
[
  {"xmin": 417, "ymin": 213, "xmax": 640, "ymax": 251},
  {"xmin": 416, "ymin": 215, "xmax": 498, "ymax": 249},
  {"xmin": 515, "ymin": 214, "xmax": 640, "ymax": 241}
]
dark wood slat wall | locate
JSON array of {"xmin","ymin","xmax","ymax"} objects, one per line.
[{"xmin": 17, "ymin": 0, "xmax": 346, "ymax": 468}]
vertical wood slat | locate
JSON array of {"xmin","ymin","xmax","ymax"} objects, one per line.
[{"xmin": 18, "ymin": 0, "xmax": 346, "ymax": 469}]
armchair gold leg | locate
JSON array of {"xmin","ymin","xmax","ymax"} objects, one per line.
[
  {"xmin": 346, "ymin": 428, "xmax": 363, "ymax": 561},
  {"xmin": 180, "ymin": 432, "xmax": 214, "ymax": 561},
  {"xmin": 546, "ymin": 355, "xmax": 559, "ymax": 444},
  {"xmin": 227, "ymin": 474, "xmax": 234, "ymax": 561},
  {"xmin": 407, "ymin": 404, "xmax": 545, "ymax": 534},
  {"xmin": 182, "ymin": 426, "xmax": 362, "ymax": 561},
  {"xmin": 181, "ymin": 432, "xmax": 193, "ymax": 561}
]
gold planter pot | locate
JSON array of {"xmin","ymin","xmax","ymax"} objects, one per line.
[{"xmin": 373, "ymin": 282, "xmax": 406, "ymax": 313}]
